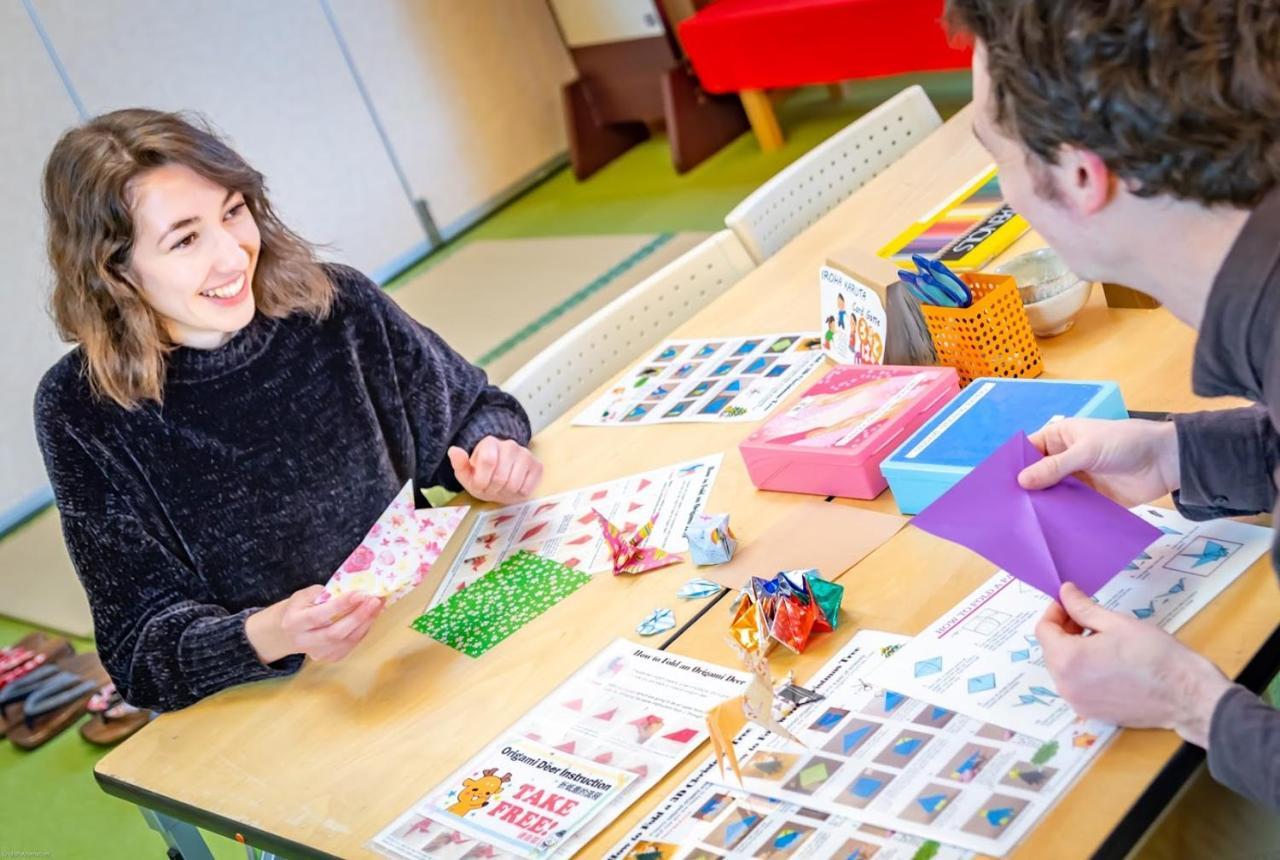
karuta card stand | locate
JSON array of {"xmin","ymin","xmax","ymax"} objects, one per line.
[{"xmin": 823, "ymin": 245, "xmax": 937, "ymax": 367}]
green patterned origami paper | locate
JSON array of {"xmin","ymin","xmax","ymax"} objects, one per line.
[{"xmin": 411, "ymin": 551, "xmax": 591, "ymax": 657}]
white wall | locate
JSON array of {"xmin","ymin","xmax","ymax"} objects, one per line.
[
  {"xmin": 0, "ymin": 1, "xmax": 81, "ymax": 521},
  {"xmin": 2, "ymin": 0, "xmax": 576, "ymax": 538}
]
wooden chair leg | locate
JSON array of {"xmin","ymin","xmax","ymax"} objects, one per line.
[{"xmin": 739, "ymin": 89, "xmax": 784, "ymax": 152}]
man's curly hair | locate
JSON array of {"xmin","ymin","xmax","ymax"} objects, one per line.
[{"xmin": 945, "ymin": 0, "xmax": 1279, "ymax": 207}]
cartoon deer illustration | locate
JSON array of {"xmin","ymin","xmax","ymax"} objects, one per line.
[{"xmin": 447, "ymin": 768, "xmax": 512, "ymax": 817}]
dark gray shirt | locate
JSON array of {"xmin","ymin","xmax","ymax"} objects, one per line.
[
  {"xmin": 1172, "ymin": 185, "xmax": 1280, "ymax": 809},
  {"xmin": 35, "ymin": 264, "xmax": 530, "ymax": 711}
]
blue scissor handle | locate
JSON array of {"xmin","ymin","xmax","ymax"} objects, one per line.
[
  {"xmin": 899, "ymin": 269, "xmax": 959, "ymax": 307},
  {"xmin": 923, "ymin": 258, "xmax": 973, "ymax": 307},
  {"xmin": 909, "ymin": 255, "xmax": 970, "ymax": 307}
]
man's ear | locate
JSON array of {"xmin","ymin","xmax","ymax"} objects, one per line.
[{"xmin": 1061, "ymin": 147, "xmax": 1114, "ymax": 216}]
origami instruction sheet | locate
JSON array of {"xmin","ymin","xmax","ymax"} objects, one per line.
[
  {"xmin": 573, "ymin": 334, "xmax": 825, "ymax": 426},
  {"xmin": 870, "ymin": 507, "xmax": 1270, "ymax": 740},
  {"xmin": 430, "ymin": 455, "xmax": 722, "ymax": 608}
]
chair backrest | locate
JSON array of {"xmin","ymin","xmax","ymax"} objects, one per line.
[
  {"xmin": 502, "ymin": 229, "xmax": 755, "ymax": 434},
  {"xmin": 725, "ymin": 85, "xmax": 943, "ymax": 263}
]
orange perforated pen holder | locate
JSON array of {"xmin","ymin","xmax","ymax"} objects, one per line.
[{"xmin": 920, "ymin": 272, "xmax": 1043, "ymax": 386}]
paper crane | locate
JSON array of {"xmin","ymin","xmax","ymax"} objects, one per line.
[{"xmin": 590, "ymin": 508, "xmax": 683, "ymax": 575}]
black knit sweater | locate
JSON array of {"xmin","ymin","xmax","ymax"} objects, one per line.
[{"xmin": 34, "ymin": 264, "xmax": 530, "ymax": 711}]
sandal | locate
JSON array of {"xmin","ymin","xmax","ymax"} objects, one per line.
[
  {"xmin": 0, "ymin": 664, "xmax": 59, "ymax": 737},
  {"xmin": 80, "ymin": 682, "xmax": 150, "ymax": 745},
  {"xmin": 6, "ymin": 652, "xmax": 109, "ymax": 750},
  {"xmin": 0, "ymin": 633, "xmax": 74, "ymax": 688}
]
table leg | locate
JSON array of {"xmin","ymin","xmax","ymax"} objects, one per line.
[
  {"xmin": 139, "ymin": 806, "xmax": 214, "ymax": 860},
  {"xmin": 738, "ymin": 89, "xmax": 784, "ymax": 151}
]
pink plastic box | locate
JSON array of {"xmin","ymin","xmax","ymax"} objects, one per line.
[{"xmin": 739, "ymin": 365, "xmax": 960, "ymax": 499}]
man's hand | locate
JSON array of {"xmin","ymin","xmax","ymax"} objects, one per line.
[
  {"xmin": 1037, "ymin": 582, "xmax": 1233, "ymax": 746},
  {"xmin": 247, "ymin": 586, "xmax": 385, "ymax": 665},
  {"xmin": 1017, "ymin": 418, "xmax": 1181, "ymax": 507},
  {"xmin": 447, "ymin": 436, "xmax": 543, "ymax": 504}
]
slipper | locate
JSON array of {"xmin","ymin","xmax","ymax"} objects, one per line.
[
  {"xmin": 6, "ymin": 652, "xmax": 109, "ymax": 750},
  {"xmin": 80, "ymin": 682, "xmax": 150, "ymax": 745}
]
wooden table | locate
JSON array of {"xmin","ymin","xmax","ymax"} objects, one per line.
[{"xmin": 96, "ymin": 104, "xmax": 1280, "ymax": 860}]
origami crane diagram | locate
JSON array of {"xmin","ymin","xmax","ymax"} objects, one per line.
[
  {"xmin": 591, "ymin": 508, "xmax": 683, "ymax": 575},
  {"xmin": 912, "ymin": 432, "xmax": 1163, "ymax": 597}
]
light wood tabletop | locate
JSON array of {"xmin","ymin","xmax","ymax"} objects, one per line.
[{"xmin": 95, "ymin": 103, "xmax": 1279, "ymax": 860}]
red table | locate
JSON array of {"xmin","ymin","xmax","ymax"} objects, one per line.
[{"xmin": 679, "ymin": 0, "xmax": 971, "ymax": 149}]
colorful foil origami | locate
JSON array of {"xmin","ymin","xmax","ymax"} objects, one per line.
[
  {"xmin": 684, "ymin": 512, "xmax": 738, "ymax": 566},
  {"xmin": 321, "ymin": 481, "xmax": 468, "ymax": 605},
  {"xmin": 728, "ymin": 569, "xmax": 843, "ymax": 655},
  {"xmin": 591, "ymin": 508, "xmax": 684, "ymax": 575}
]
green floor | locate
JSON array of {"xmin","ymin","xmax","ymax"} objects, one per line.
[{"xmin": 3, "ymin": 73, "xmax": 969, "ymax": 860}]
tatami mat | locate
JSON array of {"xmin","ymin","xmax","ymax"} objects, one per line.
[
  {"xmin": 0, "ymin": 510, "xmax": 91, "ymax": 637},
  {"xmin": 389, "ymin": 233, "xmax": 709, "ymax": 383}
]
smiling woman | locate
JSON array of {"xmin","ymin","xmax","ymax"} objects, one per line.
[{"xmin": 33, "ymin": 109, "xmax": 544, "ymax": 712}]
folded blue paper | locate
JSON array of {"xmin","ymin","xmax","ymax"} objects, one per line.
[{"xmin": 911, "ymin": 431, "xmax": 1162, "ymax": 596}]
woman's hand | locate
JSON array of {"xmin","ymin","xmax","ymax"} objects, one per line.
[
  {"xmin": 1017, "ymin": 418, "xmax": 1180, "ymax": 507},
  {"xmin": 447, "ymin": 436, "xmax": 543, "ymax": 503},
  {"xmin": 246, "ymin": 586, "xmax": 384, "ymax": 665}
]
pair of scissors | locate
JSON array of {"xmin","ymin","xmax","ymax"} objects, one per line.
[{"xmin": 899, "ymin": 254, "xmax": 973, "ymax": 307}]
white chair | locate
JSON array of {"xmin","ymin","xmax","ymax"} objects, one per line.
[
  {"xmin": 725, "ymin": 85, "xmax": 943, "ymax": 263},
  {"xmin": 502, "ymin": 229, "xmax": 755, "ymax": 434}
]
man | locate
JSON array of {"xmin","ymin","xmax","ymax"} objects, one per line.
[{"xmin": 942, "ymin": 0, "xmax": 1279, "ymax": 848}]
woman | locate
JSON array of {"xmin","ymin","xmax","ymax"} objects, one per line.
[{"xmin": 35, "ymin": 109, "xmax": 542, "ymax": 712}]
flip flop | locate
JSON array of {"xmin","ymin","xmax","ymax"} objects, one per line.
[
  {"xmin": 6, "ymin": 652, "xmax": 109, "ymax": 750},
  {"xmin": 80, "ymin": 682, "xmax": 150, "ymax": 746}
]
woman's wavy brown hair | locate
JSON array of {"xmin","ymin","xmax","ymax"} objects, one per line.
[
  {"xmin": 43, "ymin": 108, "xmax": 333, "ymax": 408},
  {"xmin": 945, "ymin": 0, "xmax": 1280, "ymax": 208}
]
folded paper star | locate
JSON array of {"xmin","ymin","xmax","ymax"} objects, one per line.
[
  {"xmin": 591, "ymin": 508, "xmax": 683, "ymax": 575},
  {"xmin": 728, "ymin": 569, "xmax": 843, "ymax": 655},
  {"xmin": 911, "ymin": 432, "xmax": 1162, "ymax": 597},
  {"xmin": 321, "ymin": 481, "xmax": 468, "ymax": 605},
  {"xmin": 637, "ymin": 608, "xmax": 676, "ymax": 636},
  {"xmin": 677, "ymin": 578, "xmax": 723, "ymax": 599}
]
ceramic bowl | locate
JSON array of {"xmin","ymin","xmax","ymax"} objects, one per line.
[{"xmin": 993, "ymin": 248, "xmax": 1092, "ymax": 337}]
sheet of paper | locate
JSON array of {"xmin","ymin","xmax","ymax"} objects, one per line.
[
  {"xmin": 572, "ymin": 334, "xmax": 825, "ymax": 427},
  {"xmin": 707, "ymin": 630, "xmax": 1115, "ymax": 857},
  {"xmin": 430, "ymin": 455, "xmax": 723, "ymax": 608},
  {"xmin": 605, "ymin": 768, "xmax": 971, "ymax": 859},
  {"xmin": 373, "ymin": 639, "xmax": 750, "ymax": 860},
  {"xmin": 709, "ymin": 500, "xmax": 906, "ymax": 590},
  {"xmin": 391, "ymin": 734, "xmax": 635, "ymax": 858},
  {"xmin": 912, "ymin": 432, "xmax": 1162, "ymax": 597},
  {"xmin": 412, "ymin": 552, "xmax": 593, "ymax": 657},
  {"xmin": 322, "ymin": 479, "xmax": 469, "ymax": 604},
  {"xmin": 607, "ymin": 630, "xmax": 975, "ymax": 860},
  {"xmin": 870, "ymin": 506, "xmax": 1271, "ymax": 740}
]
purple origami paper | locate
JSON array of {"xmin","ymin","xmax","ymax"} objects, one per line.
[{"xmin": 911, "ymin": 431, "xmax": 1162, "ymax": 597}]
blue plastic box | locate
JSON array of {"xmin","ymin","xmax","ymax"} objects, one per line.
[{"xmin": 879, "ymin": 378, "xmax": 1128, "ymax": 514}]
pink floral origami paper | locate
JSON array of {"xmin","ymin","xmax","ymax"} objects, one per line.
[{"xmin": 321, "ymin": 481, "xmax": 469, "ymax": 604}]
